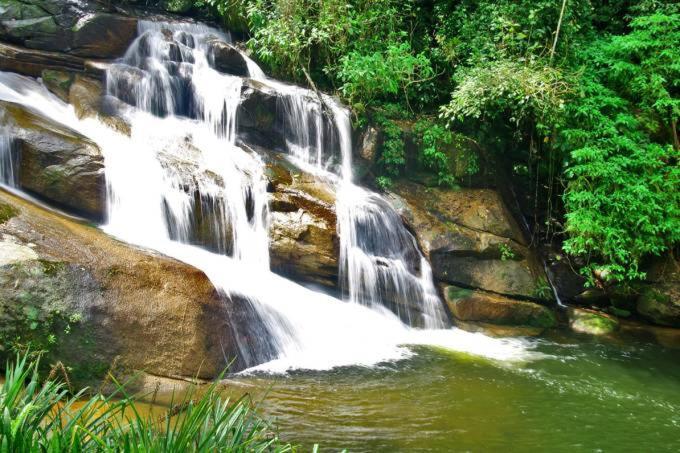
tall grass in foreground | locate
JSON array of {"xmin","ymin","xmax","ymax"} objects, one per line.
[{"xmin": 0, "ymin": 355, "xmax": 295, "ymax": 452}]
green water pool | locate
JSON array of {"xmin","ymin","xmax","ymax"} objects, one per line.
[{"xmin": 226, "ymin": 329, "xmax": 680, "ymax": 452}]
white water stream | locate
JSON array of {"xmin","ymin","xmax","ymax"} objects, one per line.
[{"xmin": 0, "ymin": 20, "xmax": 541, "ymax": 372}]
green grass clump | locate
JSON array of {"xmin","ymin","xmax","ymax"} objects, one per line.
[
  {"xmin": 0, "ymin": 354, "xmax": 296, "ymax": 452},
  {"xmin": 0, "ymin": 202, "xmax": 18, "ymax": 224}
]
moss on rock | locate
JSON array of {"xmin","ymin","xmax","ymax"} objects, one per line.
[
  {"xmin": 0, "ymin": 202, "xmax": 18, "ymax": 224},
  {"xmin": 445, "ymin": 285, "xmax": 556, "ymax": 330},
  {"xmin": 637, "ymin": 284, "xmax": 680, "ymax": 327},
  {"xmin": 568, "ymin": 308, "xmax": 619, "ymax": 335}
]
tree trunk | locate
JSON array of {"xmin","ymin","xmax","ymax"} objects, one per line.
[{"xmin": 550, "ymin": 0, "xmax": 568, "ymax": 64}]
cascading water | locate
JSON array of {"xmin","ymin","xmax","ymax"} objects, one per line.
[
  {"xmin": 250, "ymin": 67, "xmax": 448, "ymax": 327},
  {"xmin": 331, "ymin": 104, "xmax": 448, "ymax": 328},
  {"xmin": 0, "ymin": 20, "xmax": 540, "ymax": 373},
  {"xmin": 0, "ymin": 135, "xmax": 18, "ymax": 187}
]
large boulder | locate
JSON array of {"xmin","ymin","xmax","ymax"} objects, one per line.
[
  {"xmin": 444, "ymin": 286, "xmax": 556, "ymax": 333},
  {"xmin": 207, "ymin": 39, "xmax": 249, "ymax": 77},
  {"xmin": 636, "ymin": 283, "xmax": 680, "ymax": 328},
  {"xmin": 0, "ymin": 190, "xmax": 243, "ymax": 388},
  {"xmin": 568, "ymin": 307, "xmax": 619, "ymax": 335},
  {"xmin": 0, "ymin": 0, "xmax": 137, "ymax": 59},
  {"xmin": 388, "ymin": 180, "xmax": 549, "ymax": 301},
  {"xmin": 70, "ymin": 13, "xmax": 137, "ymax": 58},
  {"xmin": 0, "ymin": 100, "xmax": 106, "ymax": 220}
]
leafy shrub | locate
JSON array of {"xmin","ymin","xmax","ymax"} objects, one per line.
[
  {"xmin": 440, "ymin": 59, "xmax": 570, "ymax": 135},
  {"xmin": 499, "ymin": 243, "xmax": 516, "ymax": 261},
  {"xmin": 413, "ymin": 119, "xmax": 455, "ymax": 187},
  {"xmin": 0, "ymin": 354, "xmax": 296, "ymax": 452},
  {"xmin": 339, "ymin": 42, "xmax": 434, "ymax": 107},
  {"xmin": 561, "ymin": 74, "xmax": 680, "ymax": 284},
  {"xmin": 374, "ymin": 115, "xmax": 405, "ymax": 178}
]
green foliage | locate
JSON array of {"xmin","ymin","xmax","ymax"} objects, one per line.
[
  {"xmin": 438, "ymin": 6, "xmax": 679, "ymax": 285},
  {"xmin": 558, "ymin": 11, "xmax": 680, "ymax": 285},
  {"xmin": 413, "ymin": 119, "xmax": 456, "ymax": 187},
  {"xmin": 441, "ymin": 59, "xmax": 570, "ymax": 135},
  {"xmin": 498, "ymin": 243, "xmax": 516, "ymax": 261},
  {"xmin": 597, "ymin": 12, "xmax": 680, "ymax": 147},
  {"xmin": 374, "ymin": 115, "xmax": 405, "ymax": 178},
  {"xmin": 0, "ymin": 202, "xmax": 17, "ymax": 224},
  {"xmin": 164, "ymin": 0, "xmax": 193, "ymax": 14},
  {"xmin": 561, "ymin": 73, "xmax": 679, "ymax": 284},
  {"xmin": 432, "ymin": 0, "xmax": 593, "ymax": 66},
  {"xmin": 0, "ymin": 261, "xmax": 81, "ymax": 358},
  {"xmin": 533, "ymin": 277, "xmax": 553, "ymax": 301},
  {"xmin": 375, "ymin": 176, "xmax": 392, "ymax": 190},
  {"xmin": 0, "ymin": 354, "xmax": 296, "ymax": 452},
  {"xmin": 338, "ymin": 42, "xmax": 433, "ymax": 108},
  {"xmin": 221, "ymin": 0, "xmax": 438, "ymax": 111}
]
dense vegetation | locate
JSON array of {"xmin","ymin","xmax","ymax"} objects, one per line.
[
  {"xmin": 186, "ymin": 0, "xmax": 678, "ymax": 286},
  {"xmin": 0, "ymin": 354, "xmax": 295, "ymax": 452}
]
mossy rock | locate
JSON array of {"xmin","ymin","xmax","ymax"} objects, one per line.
[
  {"xmin": 0, "ymin": 259, "xmax": 87, "ymax": 357},
  {"xmin": 0, "ymin": 202, "xmax": 18, "ymax": 224},
  {"xmin": 41, "ymin": 69, "xmax": 74, "ymax": 102},
  {"xmin": 637, "ymin": 284, "xmax": 680, "ymax": 327},
  {"xmin": 568, "ymin": 308, "xmax": 619, "ymax": 335},
  {"xmin": 445, "ymin": 285, "xmax": 556, "ymax": 330}
]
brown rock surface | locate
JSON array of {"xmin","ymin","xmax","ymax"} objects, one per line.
[{"xmin": 0, "ymin": 189, "xmax": 241, "ymax": 386}]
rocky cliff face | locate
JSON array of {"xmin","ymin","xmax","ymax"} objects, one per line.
[{"xmin": 387, "ymin": 180, "xmax": 556, "ymax": 334}]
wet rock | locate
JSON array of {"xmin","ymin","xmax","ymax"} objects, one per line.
[
  {"xmin": 389, "ymin": 180, "xmax": 548, "ymax": 301},
  {"xmin": 236, "ymin": 79, "xmax": 281, "ymax": 148},
  {"xmin": 637, "ymin": 284, "xmax": 680, "ymax": 327},
  {"xmin": 568, "ymin": 308, "xmax": 619, "ymax": 335},
  {"xmin": 391, "ymin": 180, "xmax": 525, "ymax": 242},
  {"xmin": 0, "ymin": 41, "xmax": 85, "ymax": 77},
  {"xmin": 207, "ymin": 39, "xmax": 249, "ymax": 77},
  {"xmin": 358, "ymin": 125, "xmax": 379, "ymax": 163},
  {"xmin": 433, "ymin": 255, "xmax": 545, "ymax": 301},
  {"xmin": 68, "ymin": 74, "xmax": 131, "ymax": 135},
  {"xmin": 0, "ymin": 100, "xmax": 106, "ymax": 220},
  {"xmin": 453, "ymin": 320, "xmax": 545, "ymax": 337},
  {"xmin": 70, "ymin": 13, "xmax": 137, "ymax": 59},
  {"xmin": 0, "ymin": 1, "xmax": 137, "ymax": 59},
  {"xmin": 0, "ymin": 190, "xmax": 242, "ymax": 387},
  {"xmin": 444, "ymin": 285, "xmax": 556, "ymax": 330},
  {"xmin": 264, "ymin": 152, "xmax": 338, "ymax": 289},
  {"xmin": 69, "ymin": 74, "xmax": 102, "ymax": 118},
  {"xmin": 353, "ymin": 125, "xmax": 379, "ymax": 180},
  {"xmin": 41, "ymin": 69, "xmax": 73, "ymax": 102},
  {"xmin": 619, "ymin": 320, "xmax": 680, "ymax": 349}
]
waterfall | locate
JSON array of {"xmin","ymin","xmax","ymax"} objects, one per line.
[
  {"xmin": 250, "ymin": 65, "xmax": 448, "ymax": 327},
  {"xmin": 0, "ymin": 135, "xmax": 18, "ymax": 187},
  {"xmin": 0, "ymin": 20, "xmax": 538, "ymax": 372}
]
